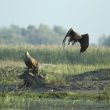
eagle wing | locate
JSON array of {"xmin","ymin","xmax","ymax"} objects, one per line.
[
  {"xmin": 24, "ymin": 52, "xmax": 38, "ymax": 69},
  {"xmin": 31, "ymin": 57, "xmax": 38, "ymax": 69},
  {"xmin": 78, "ymin": 34, "xmax": 89, "ymax": 53},
  {"xmin": 62, "ymin": 35, "xmax": 68, "ymax": 46}
]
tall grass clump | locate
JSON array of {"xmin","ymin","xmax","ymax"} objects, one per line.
[
  {"xmin": 0, "ymin": 45, "xmax": 109, "ymax": 65},
  {"xmin": 100, "ymin": 84, "xmax": 110, "ymax": 100}
]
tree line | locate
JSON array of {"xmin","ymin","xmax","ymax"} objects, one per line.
[
  {"xmin": 98, "ymin": 34, "xmax": 110, "ymax": 46},
  {"xmin": 0, "ymin": 24, "xmax": 110, "ymax": 46},
  {"xmin": 0, "ymin": 24, "xmax": 66, "ymax": 45}
]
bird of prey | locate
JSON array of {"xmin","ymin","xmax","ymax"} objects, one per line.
[
  {"xmin": 63, "ymin": 28, "xmax": 89, "ymax": 53},
  {"xmin": 24, "ymin": 51, "xmax": 39, "ymax": 73}
]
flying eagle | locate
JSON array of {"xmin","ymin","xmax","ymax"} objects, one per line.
[
  {"xmin": 24, "ymin": 51, "xmax": 39, "ymax": 73},
  {"xmin": 63, "ymin": 28, "xmax": 89, "ymax": 53}
]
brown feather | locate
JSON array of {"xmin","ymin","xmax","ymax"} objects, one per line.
[
  {"xmin": 78, "ymin": 34, "xmax": 89, "ymax": 53},
  {"xmin": 24, "ymin": 51, "xmax": 38, "ymax": 73}
]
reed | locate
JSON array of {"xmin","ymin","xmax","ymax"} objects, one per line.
[{"xmin": 0, "ymin": 45, "xmax": 109, "ymax": 65}]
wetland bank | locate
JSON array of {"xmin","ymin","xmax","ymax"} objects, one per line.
[{"xmin": 0, "ymin": 45, "xmax": 110, "ymax": 109}]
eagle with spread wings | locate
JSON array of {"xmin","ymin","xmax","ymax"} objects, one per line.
[{"xmin": 63, "ymin": 28, "xmax": 89, "ymax": 53}]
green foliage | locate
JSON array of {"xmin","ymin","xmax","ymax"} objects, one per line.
[
  {"xmin": 0, "ymin": 92, "xmax": 110, "ymax": 110},
  {"xmin": 0, "ymin": 24, "xmax": 66, "ymax": 45},
  {"xmin": 98, "ymin": 34, "xmax": 110, "ymax": 46},
  {"xmin": 101, "ymin": 84, "xmax": 110, "ymax": 100},
  {"xmin": 0, "ymin": 45, "xmax": 109, "ymax": 65}
]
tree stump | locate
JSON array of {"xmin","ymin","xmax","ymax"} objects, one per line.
[{"xmin": 18, "ymin": 68, "xmax": 46, "ymax": 88}]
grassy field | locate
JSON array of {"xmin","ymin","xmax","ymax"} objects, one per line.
[
  {"xmin": 0, "ymin": 45, "xmax": 110, "ymax": 108},
  {"xmin": 0, "ymin": 45, "xmax": 109, "ymax": 65}
]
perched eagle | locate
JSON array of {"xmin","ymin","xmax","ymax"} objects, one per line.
[
  {"xmin": 24, "ymin": 51, "xmax": 38, "ymax": 73},
  {"xmin": 63, "ymin": 28, "xmax": 89, "ymax": 53}
]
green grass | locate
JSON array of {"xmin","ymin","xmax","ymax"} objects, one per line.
[
  {"xmin": 0, "ymin": 45, "xmax": 109, "ymax": 65},
  {"xmin": 0, "ymin": 61, "xmax": 110, "ymax": 99},
  {"xmin": 0, "ymin": 92, "xmax": 110, "ymax": 108},
  {"xmin": 0, "ymin": 61, "xmax": 109, "ymax": 85},
  {"xmin": 0, "ymin": 45, "xmax": 110, "ymax": 108}
]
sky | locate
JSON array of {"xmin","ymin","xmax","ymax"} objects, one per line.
[{"xmin": 0, "ymin": 0, "xmax": 110, "ymax": 43}]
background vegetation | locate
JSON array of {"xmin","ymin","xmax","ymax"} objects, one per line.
[
  {"xmin": 0, "ymin": 24, "xmax": 110, "ymax": 46},
  {"xmin": 0, "ymin": 45, "xmax": 109, "ymax": 65},
  {"xmin": 0, "ymin": 24, "xmax": 66, "ymax": 45}
]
